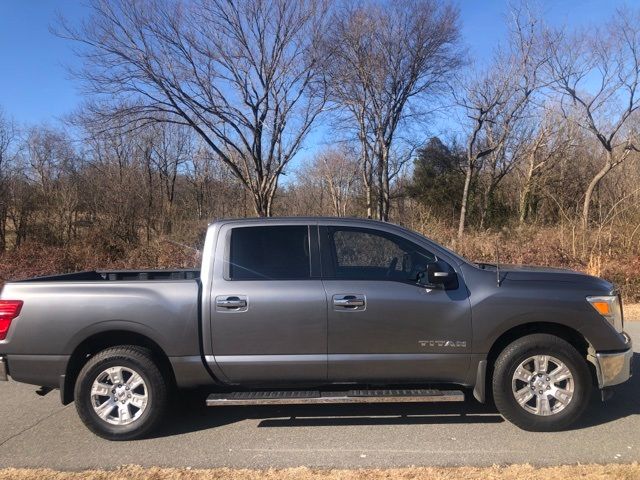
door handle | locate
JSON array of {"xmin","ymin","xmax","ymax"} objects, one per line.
[
  {"xmin": 334, "ymin": 298, "xmax": 365, "ymax": 307},
  {"xmin": 333, "ymin": 295, "xmax": 365, "ymax": 309},
  {"xmin": 216, "ymin": 296, "xmax": 247, "ymax": 309}
]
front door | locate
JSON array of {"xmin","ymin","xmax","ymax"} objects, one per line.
[
  {"xmin": 210, "ymin": 223, "xmax": 327, "ymax": 385},
  {"xmin": 320, "ymin": 225, "xmax": 472, "ymax": 384}
]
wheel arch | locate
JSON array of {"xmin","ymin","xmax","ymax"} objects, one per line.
[
  {"xmin": 61, "ymin": 330, "xmax": 176, "ymax": 405},
  {"xmin": 479, "ymin": 322, "xmax": 596, "ymax": 403}
]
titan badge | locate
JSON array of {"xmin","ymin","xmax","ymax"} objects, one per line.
[{"xmin": 418, "ymin": 340, "xmax": 467, "ymax": 348}]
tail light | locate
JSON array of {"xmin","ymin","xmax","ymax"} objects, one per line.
[{"xmin": 0, "ymin": 300, "xmax": 23, "ymax": 340}]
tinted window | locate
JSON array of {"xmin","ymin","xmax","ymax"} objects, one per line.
[
  {"xmin": 229, "ymin": 226, "xmax": 311, "ymax": 280},
  {"xmin": 329, "ymin": 227, "xmax": 435, "ymax": 281}
]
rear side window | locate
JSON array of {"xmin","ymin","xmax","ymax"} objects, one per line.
[{"xmin": 229, "ymin": 226, "xmax": 311, "ymax": 280}]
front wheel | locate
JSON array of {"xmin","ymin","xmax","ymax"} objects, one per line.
[
  {"xmin": 492, "ymin": 334, "xmax": 592, "ymax": 431},
  {"xmin": 74, "ymin": 346, "xmax": 167, "ymax": 440}
]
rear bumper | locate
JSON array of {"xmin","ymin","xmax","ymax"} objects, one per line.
[
  {"xmin": 593, "ymin": 333, "xmax": 633, "ymax": 388},
  {"xmin": 0, "ymin": 356, "xmax": 7, "ymax": 381},
  {"xmin": 1, "ymin": 354, "xmax": 69, "ymax": 387}
]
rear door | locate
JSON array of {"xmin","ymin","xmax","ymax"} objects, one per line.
[
  {"xmin": 210, "ymin": 222, "xmax": 327, "ymax": 385},
  {"xmin": 320, "ymin": 224, "xmax": 472, "ymax": 383}
]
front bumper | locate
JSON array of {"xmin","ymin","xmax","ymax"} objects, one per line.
[
  {"xmin": 592, "ymin": 333, "xmax": 633, "ymax": 388},
  {"xmin": 0, "ymin": 356, "xmax": 7, "ymax": 382}
]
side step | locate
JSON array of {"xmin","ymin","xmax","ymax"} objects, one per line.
[{"xmin": 206, "ymin": 389, "xmax": 464, "ymax": 406}]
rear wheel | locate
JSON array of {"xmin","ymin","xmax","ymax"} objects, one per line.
[
  {"xmin": 492, "ymin": 334, "xmax": 592, "ymax": 431},
  {"xmin": 74, "ymin": 346, "xmax": 167, "ymax": 440}
]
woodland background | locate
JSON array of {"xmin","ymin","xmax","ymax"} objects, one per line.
[{"xmin": 2, "ymin": 0, "xmax": 640, "ymax": 300}]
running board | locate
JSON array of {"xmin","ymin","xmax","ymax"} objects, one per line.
[{"xmin": 206, "ymin": 389, "xmax": 464, "ymax": 406}]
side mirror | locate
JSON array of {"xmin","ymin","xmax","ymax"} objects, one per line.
[{"xmin": 417, "ymin": 260, "xmax": 457, "ymax": 290}]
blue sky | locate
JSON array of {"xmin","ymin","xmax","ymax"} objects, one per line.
[
  {"xmin": 0, "ymin": 0, "xmax": 632, "ymax": 134},
  {"xmin": 0, "ymin": 1, "xmax": 87, "ymax": 125}
]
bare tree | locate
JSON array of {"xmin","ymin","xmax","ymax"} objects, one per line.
[
  {"xmin": 545, "ymin": 7, "xmax": 640, "ymax": 228},
  {"xmin": 81, "ymin": 120, "xmax": 149, "ymax": 244},
  {"xmin": 455, "ymin": 6, "xmax": 543, "ymax": 237},
  {"xmin": 517, "ymin": 107, "xmax": 579, "ymax": 224},
  {"xmin": 309, "ymin": 147, "xmax": 360, "ymax": 217},
  {"xmin": 23, "ymin": 126, "xmax": 82, "ymax": 245},
  {"xmin": 0, "ymin": 109, "xmax": 16, "ymax": 173},
  {"xmin": 323, "ymin": 0, "xmax": 462, "ymax": 221},
  {"xmin": 185, "ymin": 144, "xmax": 250, "ymax": 221},
  {"xmin": 0, "ymin": 108, "xmax": 17, "ymax": 251},
  {"xmin": 518, "ymin": 119, "xmax": 552, "ymax": 225},
  {"xmin": 149, "ymin": 123, "xmax": 193, "ymax": 234},
  {"xmin": 478, "ymin": 103, "xmax": 535, "ymax": 228},
  {"xmin": 59, "ymin": 0, "xmax": 329, "ymax": 217}
]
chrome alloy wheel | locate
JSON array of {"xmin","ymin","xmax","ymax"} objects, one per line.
[
  {"xmin": 511, "ymin": 355, "xmax": 574, "ymax": 416},
  {"xmin": 90, "ymin": 366, "xmax": 149, "ymax": 426}
]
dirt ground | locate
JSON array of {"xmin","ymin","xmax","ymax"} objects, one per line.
[
  {"xmin": 2, "ymin": 464, "xmax": 640, "ymax": 480},
  {"xmin": 1, "ymin": 465, "xmax": 640, "ymax": 480}
]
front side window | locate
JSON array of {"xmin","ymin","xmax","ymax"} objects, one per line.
[
  {"xmin": 229, "ymin": 226, "xmax": 311, "ymax": 280},
  {"xmin": 327, "ymin": 227, "xmax": 435, "ymax": 282}
]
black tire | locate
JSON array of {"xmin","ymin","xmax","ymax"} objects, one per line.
[
  {"xmin": 74, "ymin": 346, "xmax": 167, "ymax": 440},
  {"xmin": 492, "ymin": 334, "xmax": 592, "ymax": 432}
]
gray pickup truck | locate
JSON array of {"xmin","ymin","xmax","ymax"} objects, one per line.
[{"xmin": 0, "ymin": 217, "xmax": 633, "ymax": 440}]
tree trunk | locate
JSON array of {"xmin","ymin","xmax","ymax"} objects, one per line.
[
  {"xmin": 376, "ymin": 151, "xmax": 384, "ymax": 220},
  {"xmin": 0, "ymin": 183, "xmax": 6, "ymax": 252},
  {"xmin": 357, "ymin": 132, "xmax": 373, "ymax": 219},
  {"xmin": 145, "ymin": 157, "xmax": 154, "ymax": 244},
  {"xmin": 457, "ymin": 161, "xmax": 473, "ymax": 238},
  {"xmin": 326, "ymin": 179, "xmax": 341, "ymax": 217},
  {"xmin": 0, "ymin": 222, "xmax": 5, "ymax": 252},
  {"xmin": 252, "ymin": 193, "xmax": 269, "ymax": 217},
  {"xmin": 0, "ymin": 205, "xmax": 6, "ymax": 252},
  {"xmin": 519, "ymin": 154, "xmax": 536, "ymax": 225},
  {"xmin": 480, "ymin": 173, "xmax": 497, "ymax": 230},
  {"xmin": 479, "ymin": 183, "xmax": 491, "ymax": 229},
  {"xmin": 331, "ymin": 194, "xmax": 340, "ymax": 217},
  {"xmin": 582, "ymin": 152, "xmax": 613, "ymax": 229},
  {"xmin": 380, "ymin": 147, "xmax": 390, "ymax": 222},
  {"xmin": 363, "ymin": 167, "xmax": 373, "ymax": 219}
]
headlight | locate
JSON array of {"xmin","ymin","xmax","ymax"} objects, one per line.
[{"xmin": 586, "ymin": 295, "xmax": 623, "ymax": 332}]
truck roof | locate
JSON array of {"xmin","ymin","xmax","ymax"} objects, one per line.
[
  {"xmin": 206, "ymin": 217, "xmax": 468, "ymax": 266},
  {"xmin": 209, "ymin": 216, "xmax": 394, "ymax": 227}
]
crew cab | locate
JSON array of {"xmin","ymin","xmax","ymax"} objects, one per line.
[{"xmin": 0, "ymin": 217, "xmax": 633, "ymax": 439}]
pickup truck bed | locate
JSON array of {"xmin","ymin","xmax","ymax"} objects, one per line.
[
  {"xmin": 15, "ymin": 269, "xmax": 200, "ymax": 282},
  {"xmin": 0, "ymin": 273, "xmax": 209, "ymax": 392}
]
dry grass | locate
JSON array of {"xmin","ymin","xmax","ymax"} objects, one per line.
[
  {"xmin": 7, "ymin": 224, "xmax": 640, "ymax": 300},
  {"xmin": 625, "ymin": 303, "xmax": 640, "ymax": 322},
  {"xmin": 3, "ymin": 224, "xmax": 640, "ymax": 301},
  {"xmin": 1, "ymin": 465, "xmax": 640, "ymax": 480}
]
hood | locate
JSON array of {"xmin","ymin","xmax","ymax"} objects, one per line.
[
  {"xmin": 476, "ymin": 263, "xmax": 615, "ymax": 292},
  {"xmin": 500, "ymin": 264, "xmax": 582, "ymax": 274}
]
